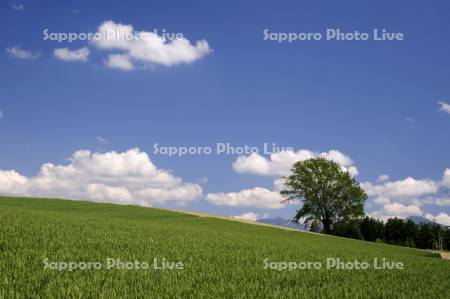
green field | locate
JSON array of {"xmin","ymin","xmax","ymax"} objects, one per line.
[{"xmin": 0, "ymin": 196, "xmax": 449, "ymax": 298}]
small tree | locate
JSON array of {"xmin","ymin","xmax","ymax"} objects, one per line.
[{"xmin": 280, "ymin": 158, "xmax": 367, "ymax": 234}]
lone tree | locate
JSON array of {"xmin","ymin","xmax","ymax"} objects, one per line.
[{"xmin": 280, "ymin": 158, "xmax": 367, "ymax": 234}]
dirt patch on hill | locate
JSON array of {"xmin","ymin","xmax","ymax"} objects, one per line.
[{"xmin": 166, "ymin": 208, "xmax": 312, "ymax": 233}]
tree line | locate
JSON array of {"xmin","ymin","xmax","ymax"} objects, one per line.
[{"xmin": 332, "ymin": 217, "xmax": 450, "ymax": 250}]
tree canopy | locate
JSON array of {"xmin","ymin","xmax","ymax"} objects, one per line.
[{"xmin": 280, "ymin": 158, "xmax": 367, "ymax": 234}]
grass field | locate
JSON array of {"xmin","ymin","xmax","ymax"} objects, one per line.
[{"xmin": 0, "ymin": 196, "xmax": 449, "ymax": 298}]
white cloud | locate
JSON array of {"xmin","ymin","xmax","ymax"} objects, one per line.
[
  {"xmin": 6, "ymin": 46, "xmax": 40, "ymax": 60},
  {"xmin": 373, "ymin": 197, "xmax": 391, "ymax": 205},
  {"xmin": 91, "ymin": 20, "xmax": 212, "ymax": 69},
  {"xmin": 369, "ymin": 202, "xmax": 423, "ymax": 222},
  {"xmin": 206, "ymin": 187, "xmax": 286, "ymax": 209},
  {"xmin": 54, "ymin": 47, "xmax": 89, "ymax": 62},
  {"xmin": 425, "ymin": 212, "xmax": 450, "ymax": 226},
  {"xmin": 232, "ymin": 149, "xmax": 358, "ymax": 177},
  {"xmin": 134, "ymin": 184, "xmax": 203, "ymax": 205},
  {"xmin": 96, "ymin": 136, "xmax": 109, "ymax": 144},
  {"xmin": 0, "ymin": 148, "xmax": 202, "ymax": 206},
  {"xmin": 435, "ymin": 198, "xmax": 450, "ymax": 206},
  {"xmin": 383, "ymin": 202, "xmax": 422, "ymax": 216},
  {"xmin": 11, "ymin": 3, "xmax": 24, "ymax": 10},
  {"xmin": 365, "ymin": 170, "xmax": 450, "ymax": 220},
  {"xmin": 105, "ymin": 54, "xmax": 134, "ymax": 71},
  {"xmin": 438, "ymin": 101, "xmax": 450, "ymax": 114},
  {"xmin": 197, "ymin": 177, "xmax": 208, "ymax": 184},
  {"xmin": 377, "ymin": 174, "xmax": 389, "ymax": 182},
  {"xmin": 273, "ymin": 178, "xmax": 285, "ymax": 191},
  {"xmin": 85, "ymin": 184, "xmax": 132, "ymax": 203},
  {"xmin": 362, "ymin": 177, "xmax": 438, "ymax": 199},
  {"xmin": 0, "ymin": 170, "xmax": 28, "ymax": 194},
  {"xmin": 231, "ymin": 212, "xmax": 269, "ymax": 221},
  {"xmin": 442, "ymin": 168, "xmax": 450, "ymax": 188}
]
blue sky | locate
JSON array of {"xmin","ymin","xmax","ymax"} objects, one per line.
[{"xmin": 0, "ymin": 0, "xmax": 449, "ymax": 223}]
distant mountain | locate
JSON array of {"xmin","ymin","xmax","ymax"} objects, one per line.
[
  {"xmin": 257, "ymin": 217, "xmax": 306, "ymax": 231},
  {"xmin": 405, "ymin": 216, "xmax": 436, "ymax": 225}
]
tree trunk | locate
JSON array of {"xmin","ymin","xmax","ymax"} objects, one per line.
[{"xmin": 322, "ymin": 221, "xmax": 332, "ymax": 234}]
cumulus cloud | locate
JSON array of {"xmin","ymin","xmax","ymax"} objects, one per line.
[
  {"xmin": 0, "ymin": 149, "xmax": 202, "ymax": 206},
  {"xmin": 435, "ymin": 198, "xmax": 450, "ymax": 206},
  {"xmin": 373, "ymin": 197, "xmax": 391, "ymax": 205},
  {"xmin": 233, "ymin": 149, "xmax": 358, "ymax": 177},
  {"xmin": 442, "ymin": 168, "xmax": 450, "ymax": 188},
  {"xmin": 0, "ymin": 170, "xmax": 28, "ymax": 195},
  {"xmin": 198, "ymin": 177, "xmax": 208, "ymax": 184},
  {"xmin": 369, "ymin": 202, "xmax": 423, "ymax": 222},
  {"xmin": 425, "ymin": 212, "xmax": 450, "ymax": 226},
  {"xmin": 273, "ymin": 178, "xmax": 285, "ymax": 191},
  {"xmin": 231, "ymin": 212, "xmax": 269, "ymax": 222},
  {"xmin": 365, "ymin": 169, "xmax": 450, "ymax": 221},
  {"xmin": 104, "ymin": 54, "xmax": 134, "ymax": 71},
  {"xmin": 362, "ymin": 177, "xmax": 438, "ymax": 199},
  {"xmin": 382, "ymin": 202, "xmax": 422, "ymax": 216},
  {"xmin": 6, "ymin": 46, "xmax": 40, "ymax": 60},
  {"xmin": 90, "ymin": 20, "xmax": 212, "ymax": 70},
  {"xmin": 54, "ymin": 47, "xmax": 89, "ymax": 62},
  {"xmin": 438, "ymin": 101, "xmax": 450, "ymax": 114},
  {"xmin": 206, "ymin": 187, "xmax": 286, "ymax": 209},
  {"xmin": 377, "ymin": 174, "xmax": 389, "ymax": 182}
]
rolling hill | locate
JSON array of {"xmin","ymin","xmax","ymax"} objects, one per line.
[{"xmin": 0, "ymin": 196, "xmax": 449, "ymax": 298}]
